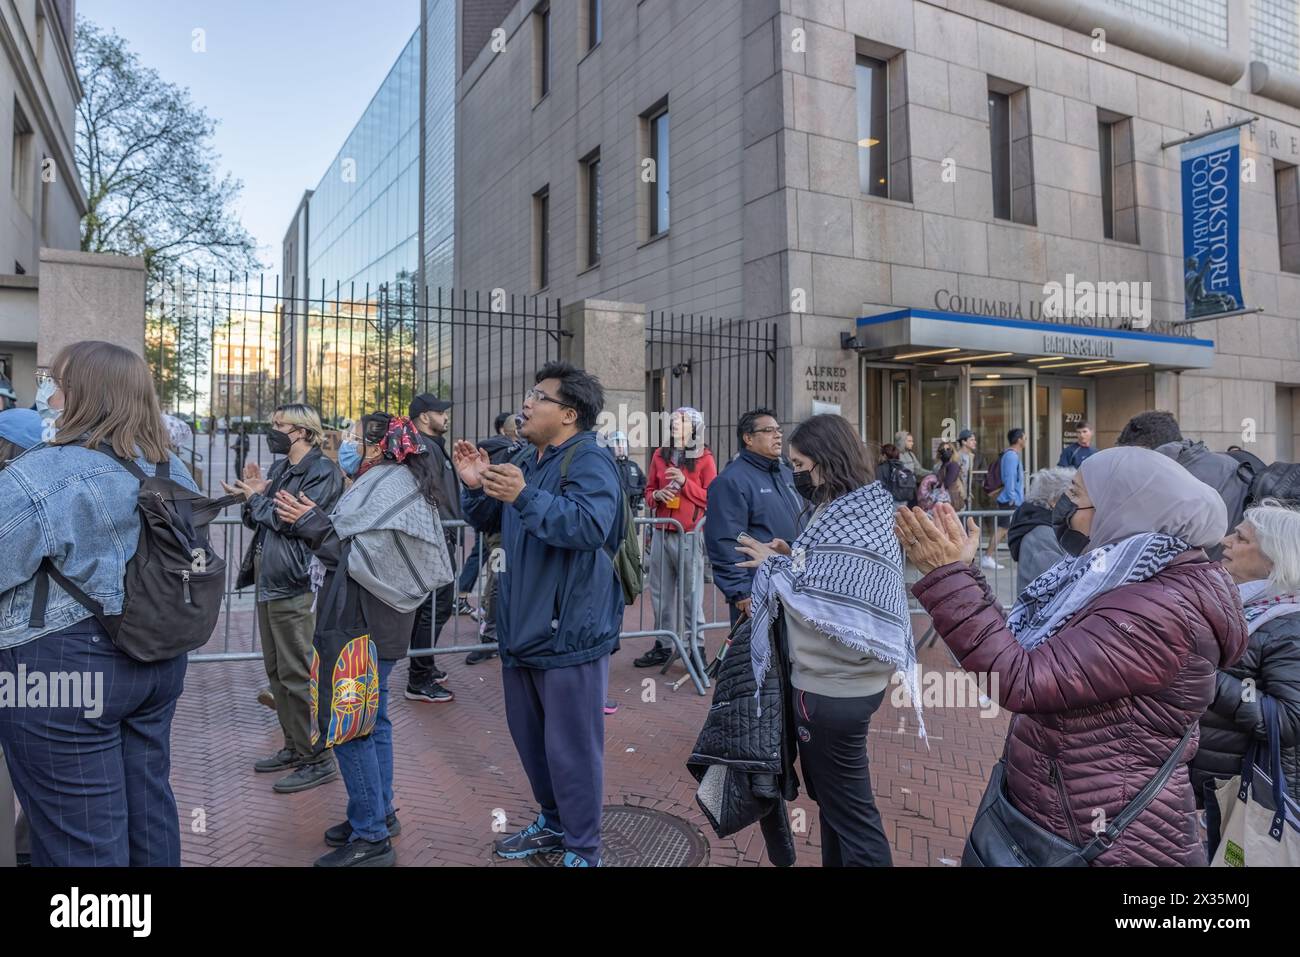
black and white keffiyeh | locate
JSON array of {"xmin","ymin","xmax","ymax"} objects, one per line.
[
  {"xmin": 749, "ymin": 482, "xmax": 923, "ymax": 734},
  {"xmin": 1007, "ymin": 532, "xmax": 1190, "ymax": 650}
]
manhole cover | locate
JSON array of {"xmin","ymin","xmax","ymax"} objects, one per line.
[{"xmin": 527, "ymin": 805, "xmax": 710, "ymax": 867}]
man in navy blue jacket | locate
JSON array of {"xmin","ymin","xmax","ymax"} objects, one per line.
[
  {"xmin": 704, "ymin": 408, "xmax": 805, "ymax": 626},
  {"xmin": 455, "ymin": 362, "xmax": 624, "ymax": 867}
]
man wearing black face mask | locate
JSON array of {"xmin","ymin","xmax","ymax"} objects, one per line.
[{"xmin": 225, "ymin": 403, "xmax": 344, "ymax": 793}]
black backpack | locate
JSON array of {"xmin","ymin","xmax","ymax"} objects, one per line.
[
  {"xmin": 1228, "ymin": 447, "xmax": 1300, "ymax": 510},
  {"xmin": 559, "ymin": 445, "xmax": 643, "ymax": 605},
  {"xmin": 880, "ymin": 459, "xmax": 918, "ymax": 504},
  {"xmin": 29, "ymin": 446, "xmax": 233, "ymax": 662}
]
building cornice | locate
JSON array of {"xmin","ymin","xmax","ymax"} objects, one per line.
[{"xmin": 991, "ymin": 0, "xmax": 1246, "ymax": 86}]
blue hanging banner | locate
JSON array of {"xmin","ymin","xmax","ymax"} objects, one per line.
[{"xmin": 1181, "ymin": 127, "xmax": 1245, "ymax": 321}]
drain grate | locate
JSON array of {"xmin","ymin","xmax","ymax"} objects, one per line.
[{"xmin": 528, "ymin": 805, "xmax": 710, "ymax": 868}]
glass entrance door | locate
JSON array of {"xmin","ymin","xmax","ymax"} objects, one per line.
[
  {"xmin": 919, "ymin": 373, "xmax": 960, "ymax": 473},
  {"xmin": 970, "ymin": 377, "xmax": 1030, "ymax": 507}
]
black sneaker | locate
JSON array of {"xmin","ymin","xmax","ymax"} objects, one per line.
[
  {"xmin": 465, "ymin": 647, "xmax": 498, "ymax": 665},
  {"xmin": 405, "ymin": 681, "xmax": 454, "ymax": 703},
  {"xmin": 272, "ymin": 758, "xmax": 339, "ymax": 794},
  {"xmin": 324, "ymin": 812, "xmax": 401, "ymax": 847},
  {"xmin": 254, "ymin": 747, "xmax": 301, "ymax": 773},
  {"xmin": 493, "ymin": 813, "xmax": 565, "ymax": 859},
  {"xmin": 634, "ymin": 646, "xmax": 672, "ymax": 668},
  {"xmin": 313, "ymin": 838, "xmax": 395, "ymax": 867}
]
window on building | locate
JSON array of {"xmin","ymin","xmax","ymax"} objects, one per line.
[
  {"xmin": 11, "ymin": 100, "xmax": 34, "ymax": 216},
  {"xmin": 1098, "ymin": 110, "xmax": 1139, "ymax": 244},
  {"xmin": 856, "ymin": 55, "xmax": 889, "ymax": 198},
  {"xmin": 646, "ymin": 104, "xmax": 670, "ymax": 237},
  {"xmin": 534, "ymin": 3, "xmax": 551, "ymax": 102},
  {"xmin": 988, "ymin": 80, "xmax": 1035, "ymax": 226},
  {"xmin": 1276, "ymin": 161, "xmax": 1300, "ymax": 274},
  {"xmin": 534, "ymin": 186, "xmax": 550, "ymax": 289},
  {"xmin": 588, "ymin": 0, "xmax": 602, "ymax": 51},
  {"xmin": 581, "ymin": 150, "xmax": 602, "ymax": 268}
]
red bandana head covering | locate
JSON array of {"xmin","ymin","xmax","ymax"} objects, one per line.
[{"xmin": 356, "ymin": 415, "xmax": 426, "ymax": 478}]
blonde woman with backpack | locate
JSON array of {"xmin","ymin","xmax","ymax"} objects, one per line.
[{"xmin": 0, "ymin": 341, "xmax": 199, "ymax": 866}]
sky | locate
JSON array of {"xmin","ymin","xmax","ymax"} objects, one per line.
[{"xmin": 77, "ymin": 0, "xmax": 421, "ymax": 279}]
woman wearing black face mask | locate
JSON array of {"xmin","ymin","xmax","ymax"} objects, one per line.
[
  {"xmin": 222, "ymin": 403, "xmax": 345, "ymax": 794},
  {"xmin": 735, "ymin": 414, "xmax": 914, "ymax": 867},
  {"xmin": 896, "ymin": 447, "xmax": 1250, "ymax": 866}
]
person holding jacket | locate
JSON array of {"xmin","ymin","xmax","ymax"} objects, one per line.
[
  {"xmin": 1006, "ymin": 466, "xmax": 1075, "ymax": 593},
  {"xmin": 635, "ymin": 407, "xmax": 717, "ymax": 669},
  {"xmin": 897, "ymin": 447, "xmax": 1248, "ymax": 866},
  {"xmin": 225, "ymin": 403, "xmax": 344, "ymax": 794},
  {"xmin": 455, "ymin": 361, "xmax": 625, "ymax": 867},
  {"xmin": 737, "ymin": 414, "xmax": 916, "ymax": 867},
  {"xmin": 273, "ymin": 414, "xmax": 454, "ymax": 866},
  {"xmin": 704, "ymin": 408, "xmax": 805, "ymax": 627},
  {"xmin": 0, "ymin": 341, "xmax": 200, "ymax": 866},
  {"xmin": 1192, "ymin": 499, "xmax": 1300, "ymax": 807}
]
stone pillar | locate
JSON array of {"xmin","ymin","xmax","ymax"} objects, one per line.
[
  {"xmin": 37, "ymin": 249, "xmax": 146, "ymax": 365},
  {"xmin": 561, "ymin": 299, "xmax": 647, "ymax": 448}
]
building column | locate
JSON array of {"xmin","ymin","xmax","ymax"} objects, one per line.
[
  {"xmin": 561, "ymin": 299, "xmax": 646, "ymax": 445},
  {"xmin": 36, "ymin": 249, "xmax": 146, "ymax": 365}
]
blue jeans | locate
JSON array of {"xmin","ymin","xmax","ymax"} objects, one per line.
[
  {"xmin": 0, "ymin": 618, "xmax": 187, "ymax": 866},
  {"xmin": 333, "ymin": 658, "xmax": 396, "ymax": 842}
]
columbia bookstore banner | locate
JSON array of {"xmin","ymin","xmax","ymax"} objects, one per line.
[{"xmin": 1181, "ymin": 127, "xmax": 1245, "ymax": 321}]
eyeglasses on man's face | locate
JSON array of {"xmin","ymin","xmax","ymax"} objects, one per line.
[
  {"xmin": 525, "ymin": 387, "xmax": 571, "ymax": 408},
  {"xmin": 749, "ymin": 426, "xmax": 782, "ymax": 436}
]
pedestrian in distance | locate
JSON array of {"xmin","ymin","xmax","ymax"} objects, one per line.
[
  {"xmin": 899, "ymin": 447, "xmax": 1248, "ymax": 865},
  {"xmin": 1006, "ymin": 466, "xmax": 1075, "ymax": 594}
]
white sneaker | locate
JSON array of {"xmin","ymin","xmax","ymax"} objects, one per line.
[{"xmin": 980, "ymin": 556, "xmax": 1003, "ymax": 570}]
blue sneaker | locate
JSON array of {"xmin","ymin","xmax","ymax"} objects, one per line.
[
  {"xmin": 562, "ymin": 851, "xmax": 600, "ymax": 867},
  {"xmin": 493, "ymin": 813, "xmax": 564, "ymax": 859}
]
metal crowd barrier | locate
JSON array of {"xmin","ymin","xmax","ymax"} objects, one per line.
[{"xmin": 191, "ymin": 513, "xmax": 714, "ymax": 695}]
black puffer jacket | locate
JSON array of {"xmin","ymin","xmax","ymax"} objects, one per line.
[
  {"xmin": 687, "ymin": 617, "xmax": 799, "ymax": 866},
  {"xmin": 1192, "ymin": 611, "xmax": 1300, "ymax": 803},
  {"xmin": 237, "ymin": 447, "xmax": 344, "ymax": 601}
]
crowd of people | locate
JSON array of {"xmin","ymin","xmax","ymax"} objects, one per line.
[{"xmin": 0, "ymin": 344, "xmax": 1296, "ymax": 869}]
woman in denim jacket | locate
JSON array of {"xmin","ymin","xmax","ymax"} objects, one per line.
[{"xmin": 0, "ymin": 341, "xmax": 198, "ymax": 866}]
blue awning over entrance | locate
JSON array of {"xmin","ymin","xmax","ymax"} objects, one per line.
[{"xmin": 852, "ymin": 308, "xmax": 1214, "ymax": 371}]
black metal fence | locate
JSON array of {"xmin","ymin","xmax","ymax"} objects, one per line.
[
  {"xmin": 146, "ymin": 271, "xmax": 564, "ymax": 496},
  {"xmin": 644, "ymin": 311, "xmax": 779, "ymax": 465}
]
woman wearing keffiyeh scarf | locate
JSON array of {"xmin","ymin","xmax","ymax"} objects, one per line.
[
  {"xmin": 737, "ymin": 414, "xmax": 913, "ymax": 867},
  {"xmin": 1191, "ymin": 498, "xmax": 1300, "ymax": 805},
  {"xmin": 898, "ymin": 447, "xmax": 1249, "ymax": 866}
]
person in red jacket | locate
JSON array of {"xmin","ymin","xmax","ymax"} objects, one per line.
[
  {"xmin": 895, "ymin": 447, "xmax": 1248, "ymax": 866},
  {"xmin": 635, "ymin": 407, "xmax": 717, "ymax": 669}
]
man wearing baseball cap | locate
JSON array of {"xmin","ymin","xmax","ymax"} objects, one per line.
[{"xmin": 406, "ymin": 393, "xmax": 464, "ymax": 704}]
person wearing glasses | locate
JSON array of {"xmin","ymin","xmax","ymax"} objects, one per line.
[
  {"xmin": 455, "ymin": 362, "xmax": 626, "ymax": 867},
  {"xmin": 704, "ymin": 407, "xmax": 805, "ymax": 627}
]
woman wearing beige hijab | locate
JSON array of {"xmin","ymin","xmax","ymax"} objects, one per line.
[{"xmin": 896, "ymin": 447, "xmax": 1249, "ymax": 865}]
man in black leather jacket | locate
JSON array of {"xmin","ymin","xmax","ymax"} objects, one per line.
[
  {"xmin": 227, "ymin": 404, "xmax": 344, "ymax": 793},
  {"xmin": 407, "ymin": 394, "xmax": 463, "ymax": 702}
]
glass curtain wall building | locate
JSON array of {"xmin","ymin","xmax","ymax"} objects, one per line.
[{"xmin": 423, "ymin": 0, "xmax": 455, "ymax": 292}]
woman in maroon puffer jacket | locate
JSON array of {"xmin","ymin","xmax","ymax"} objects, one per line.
[{"xmin": 896, "ymin": 447, "xmax": 1248, "ymax": 866}]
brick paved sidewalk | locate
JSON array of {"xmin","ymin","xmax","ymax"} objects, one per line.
[{"xmin": 172, "ymin": 614, "xmax": 1007, "ymax": 867}]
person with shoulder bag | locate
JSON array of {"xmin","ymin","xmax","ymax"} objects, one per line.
[
  {"xmin": 898, "ymin": 448, "xmax": 1249, "ymax": 866},
  {"xmin": 0, "ymin": 342, "xmax": 206, "ymax": 866},
  {"xmin": 274, "ymin": 414, "xmax": 454, "ymax": 867}
]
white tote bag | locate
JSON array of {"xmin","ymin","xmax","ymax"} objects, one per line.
[{"xmin": 1209, "ymin": 697, "xmax": 1300, "ymax": 867}]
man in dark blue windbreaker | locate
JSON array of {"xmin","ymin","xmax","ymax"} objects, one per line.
[
  {"xmin": 704, "ymin": 408, "xmax": 806, "ymax": 627},
  {"xmin": 455, "ymin": 361, "xmax": 624, "ymax": 868}
]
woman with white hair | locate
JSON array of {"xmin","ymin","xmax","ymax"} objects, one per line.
[
  {"xmin": 1006, "ymin": 466, "xmax": 1075, "ymax": 593},
  {"xmin": 1191, "ymin": 499, "xmax": 1300, "ymax": 805}
]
